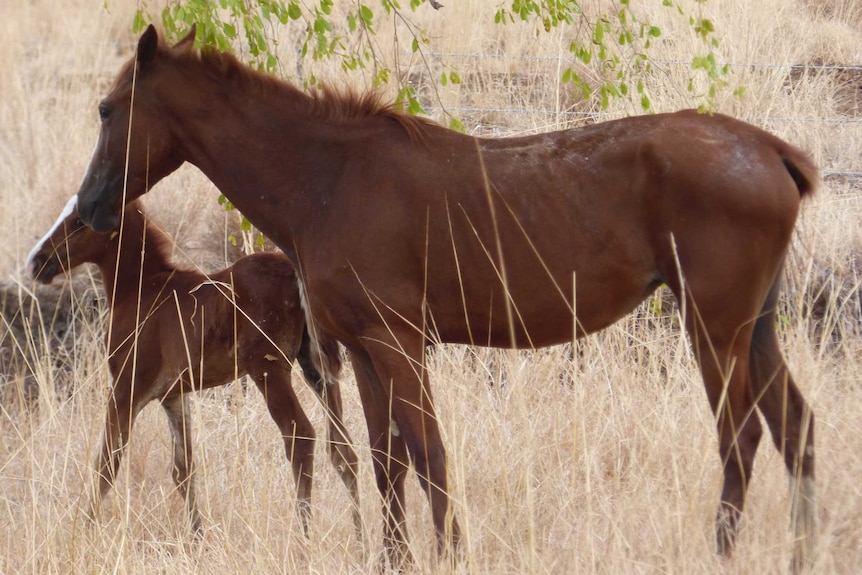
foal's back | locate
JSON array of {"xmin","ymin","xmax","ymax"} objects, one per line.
[{"xmin": 112, "ymin": 251, "xmax": 306, "ymax": 398}]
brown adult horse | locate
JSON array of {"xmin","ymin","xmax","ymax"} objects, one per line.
[
  {"xmin": 75, "ymin": 24, "xmax": 818, "ymax": 570},
  {"xmin": 27, "ymin": 196, "xmax": 361, "ymax": 536}
]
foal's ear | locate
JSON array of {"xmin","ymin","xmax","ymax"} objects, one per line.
[
  {"xmin": 174, "ymin": 23, "xmax": 197, "ymax": 53},
  {"xmin": 136, "ymin": 24, "xmax": 159, "ymax": 67}
]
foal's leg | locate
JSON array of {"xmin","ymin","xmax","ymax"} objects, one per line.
[
  {"xmin": 89, "ymin": 372, "xmax": 141, "ymax": 524},
  {"xmin": 297, "ymin": 331, "xmax": 362, "ymax": 536},
  {"xmin": 749, "ymin": 283, "xmax": 816, "ymax": 569},
  {"xmin": 348, "ymin": 346, "xmax": 414, "ymax": 570},
  {"xmin": 161, "ymin": 393, "xmax": 201, "ymax": 533},
  {"xmin": 248, "ymin": 360, "xmax": 316, "ymax": 536},
  {"xmin": 359, "ymin": 337, "xmax": 461, "ymax": 565}
]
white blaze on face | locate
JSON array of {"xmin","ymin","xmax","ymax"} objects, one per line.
[{"xmin": 25, "ymin": 195, "xmax": 78, "ymax": 274}]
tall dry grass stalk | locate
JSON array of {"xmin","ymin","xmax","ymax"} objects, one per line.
[{"xmin": 1, "ymin": 0, "xmax": 860, "ymax": 573}]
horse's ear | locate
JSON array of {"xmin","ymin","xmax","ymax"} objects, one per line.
[
  {"xmin": 174, "ymin": 23, "xmax": 197, "ymax": 53},
  {"xmin": 136, "ymin": 24, "xmax": 159, "ymax": 67}
]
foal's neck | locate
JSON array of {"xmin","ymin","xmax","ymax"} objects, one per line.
[{"xmin": 97, "ymin": 214, "xmax": 175, "ymax": 307}]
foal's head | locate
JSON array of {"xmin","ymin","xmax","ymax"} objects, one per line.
[
  {"xmin": 28, "ymin": 198, "xmax": 144, "ymax": 284},
  {"xmin": 76, "ymin": 25, "xmax": 196, "ymax": 233}
]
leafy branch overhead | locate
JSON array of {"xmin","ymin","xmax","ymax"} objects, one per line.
[{"xmin": 136, "ymin": 0, "xmax": 734, "ymax": 116}]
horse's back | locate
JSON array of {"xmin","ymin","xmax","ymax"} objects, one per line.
[{"xmin": 412, "ymin": 111, "xmax": 814, "ymax": 347}]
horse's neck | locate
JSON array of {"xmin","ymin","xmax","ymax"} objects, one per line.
[
  {"xmin": 97, "ymin": 224, "xmax": 174, "ymax": 308},
  {"xmin": 178, "ymin": 90, "xmax": 343, "ymax": 264}
]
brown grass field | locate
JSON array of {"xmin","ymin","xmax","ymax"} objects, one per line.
[{"xmin": 1, "ymin": 0, "xmax": 861, "ymax": 573}]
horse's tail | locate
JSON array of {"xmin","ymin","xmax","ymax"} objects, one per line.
[
  {"xmin": 297, "ymin": 325, "xmax": 343, "ymax": 394},
  {"xmin": 777, "ymin": 142, "xmax": 819, "ymax": 199},
  {"xmin": 313, "ymin": 331, "xmax": 343, "ymax": 384}
]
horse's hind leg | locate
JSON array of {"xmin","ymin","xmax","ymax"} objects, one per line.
[
  {"xmin": 161, "ymin": 393, "xmax": 201, "ymax": 533},
  {"xmin": 670, "ymin": 280, "xmax": 763, "ymax": 557},
  {"xmin": 248, "ymin": 362, "xmax": 316, "ymax": 536},
  {"xmin": 694, "ymin": 322, "xmax": 763, "ymax": 555},
  {"xmin": 749, "ymin": 280, "xmax": 816, "ymax": 569},
  {"xmin": 297, "ymin": 330, "xmax": 362, "ymax": 536}
]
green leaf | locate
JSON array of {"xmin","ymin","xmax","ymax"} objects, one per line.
[
  {"xmin": 241, "ymin": 217, "xmax": 252, "ymax": 232},
  {"xmin": 359, "ymin": 4, "xmax": 373, "ymax": 24},
  {"xmin": 266, "ymin": 53, "xmax": 278, "ymax": 72},
  {"xmin": 449, "ymin": 117, "xmax": 465, "ymax": 133},
  {"xmin": 313, "ymin": 15, "xmax": 331, "ymax": 34},
  {"xmin": 374, "ymin": 68, "xmax": 390, "ymax": 87},
  {"xmin": 592, "ymin": 21, "xmax": 604, "ymax": 45},
  {"xmin": 408, "ymin": 95, "xmax": 425, "ymax": 115},
  {"xmin": 641, "ymin": 93, "xmax": 651, "ymax": 110},
  {"xmin": 132, "ymin": 10, "xmax": 149, "ymax": 33},
  {"xmin": 287, "ymin": 2, "xmax": 301, "ymax": 20}
]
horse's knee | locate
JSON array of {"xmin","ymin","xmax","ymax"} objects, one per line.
[{"xmin": 401, "ymin": 428, "xmax": 447, "ymax": 484}]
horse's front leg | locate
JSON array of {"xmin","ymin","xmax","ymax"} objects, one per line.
[
  {"xmin": 377, "ymin": 347, "xmax": 461, "ymax": 560},
  {"xmin": 349, "ymin": 346, "xmax": 414, "ymax": 570},
  {"xmin": 161, "ymin": 393, "xmax": 201, "ymax": 533},
  {"xmin": 353, "ymin": 335, "xmax": 461, "ymax": 569}
]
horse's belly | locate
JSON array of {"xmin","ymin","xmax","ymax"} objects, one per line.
[{"xmin": 429, "ymin": 266, "xmax": 659, "ymax": 349}]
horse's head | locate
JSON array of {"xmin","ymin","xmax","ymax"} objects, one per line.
[
  {"xmin": 27, "ymin": 196, "xmax": 121, "ymax": 284},
  {"xmin": 76, "ymin": 24, "xmax": 195, "ymax": 232}
]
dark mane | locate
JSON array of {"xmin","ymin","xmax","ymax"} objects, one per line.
[{"xmin": 172, "ymin": 44, "xmax": 435, "ymax": 143}]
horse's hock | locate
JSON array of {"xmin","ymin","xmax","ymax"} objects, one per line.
[{"xmin": 0, "ymin": 274, "xmax": 104, "ymax": 406}]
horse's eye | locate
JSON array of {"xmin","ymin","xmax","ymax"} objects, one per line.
[
  {"xmin": 74, "ymin": 218, "xmax": 83, "ymax": 228},
  {"xmin": 98, "ymin": 104, "xmax": 110, "ymax": 121}
]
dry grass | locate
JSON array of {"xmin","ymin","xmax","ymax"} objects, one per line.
[{"xmin": 1, "ymin": 0, "xmax": 861, "ymax": 573}]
